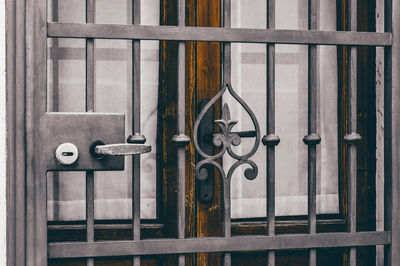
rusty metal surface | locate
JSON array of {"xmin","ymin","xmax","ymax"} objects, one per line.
[
  {"xmin": 41, "ymin": 113, "xmax": 125, "ymax": 171},
  {"xmin": 95, "ymin": 143, "xmax": 151, "ymax": 155}
]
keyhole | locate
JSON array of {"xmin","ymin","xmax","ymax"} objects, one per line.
[{"xmin": 55, "ymin": 143, "xmax": 79, "ymax": 166}]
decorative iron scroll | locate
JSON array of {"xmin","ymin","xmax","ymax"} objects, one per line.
[{"xmin": 193, "ymin": 83, "xmax": 261, "ymax": 182}]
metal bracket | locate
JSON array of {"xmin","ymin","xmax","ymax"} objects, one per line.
[
  {"xmin": 41, "ymin": 112, "xmax": 125, "ymax": 171},
  {"xmin": 197, "ymin": 100, "xmax": 215, "ymax": 203}
]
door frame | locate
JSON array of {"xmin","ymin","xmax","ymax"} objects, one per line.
[{"xmin": 6, "ymin": 0, "xmax": 400, "ymax": 265}]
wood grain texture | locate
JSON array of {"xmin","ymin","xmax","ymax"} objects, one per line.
[
  {"xmin": 338, "ymin": 0, "xmax": 377, "ymax": 265},
  {"xmin": 159, "ymin": 0, "xmax": 197, "ymax": 265},
  {"xmin": 196, "ymin": 0, "xmax": 222, "ymax": 265},
  {"xmin": 159, "ymin": 0, "xmax": 222, "ymax": 265}
]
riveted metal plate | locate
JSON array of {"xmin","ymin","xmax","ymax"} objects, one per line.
[{"xmin": 41, "ymin": 113, "xmax": 125, "ymax": 171}]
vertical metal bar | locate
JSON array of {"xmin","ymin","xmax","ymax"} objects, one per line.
[
  {"xmin": 304, "ymin": 0, "xmax": 319, "ymax": 265},
  {"xmin": 132, "ymin": 0, "xmax": 141, "ymax": 265},
  {"xmin": 264, "ymin": 0, "xmax": 278, "ymax": 265},
  {"xmin": 347, "ymin": 54, "xmax": 357, "ymax": 266},
  {"xmin": 223, "ymin": 0, "xmax": 231, "ymax": 265},
  {"xmin": 51, "ymin": 0, "xmax": 59, "ymax": 112},
  {"xmin": 223, "ymin": 0, "xmax": 231, "ymax": 85},
  {"xmin": 384, "ymin": 0, "xmax": 400, "ymax": 265},
  {"xmin": 171, "ymin": 0, "xmax": 190, "ymax": 265},
  {"xmin": 86, "ymin": 0, "xmax": 95, "ymax": 111},
  {"xmin": 223, "ymin": 177, "xmax": 231, "ymax": 266},
  {"xmin": 51, "ymin": 0, "xmax": 60, "ymax": 222},
  {"xmin": 86, "ymin": 0, "xmax": 95, "ymax": 265},
  {"xmin": 344, "ymin": 0, "xmax": 359, "ymax": 265},
  {"xmin": 85, "ymin": 172, "xmax": 94, "ymax": 266}
]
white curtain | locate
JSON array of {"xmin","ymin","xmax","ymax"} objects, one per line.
[{"xmin": 47, "ymin": 0, "xmax": 338, "ymax": 221}]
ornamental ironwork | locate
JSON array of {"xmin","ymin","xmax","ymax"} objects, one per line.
[{"xmin": 193, "ymin": 83, "xmax": 261, "ymax": 182}]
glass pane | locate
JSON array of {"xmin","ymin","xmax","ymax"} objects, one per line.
[
  {"xmin": 276, "ymin": 0, "xmax": 307, "ymax": 30},
  {"xmin": 232, "ymin": 0, "xmax": 266, "ymax": 29},
  {"xmin": 47, "ymin": 172, "xmax": 86, "ymax": 221},
  {"xmin": 229, "ymin": 0, "xmax": 339, "ymax": 218},
  {"xmin": 47, "ymin": 38, "xmax": 86, "ymax": 112},
  {"xmin": 228, "ymin": 43, "xmax": 267, "ymax": 218},
  {"xmin": 47, "ymin": 0, "xmax": 85, "ymax": 23},
  {"xmin": 96, "ymin": 0, "xmax": 130, "ymax": 24},
  {"xmin": 93, "ymin": 38, "xmax": 158, "ymax": 220},
  {"xmin": 47, "ymin": 37, "xmax": 87, "ymax": 222},
  {"xmin": 94, "ymin": 39, "xmax": 133, "ymax": 220},
  {"xmin": 275, "ymin": 44, "xmax": 309, "ymax": 216},
  {"xmin": 231, "ymin": 0, "xmax": 308, "ymax": 30},
  {"xmin": 140, "ymin": 0, "xmax": 160, "ymax": 218},
  {"xmin": 140, "ymin": 40, "xmax": 159, "ymax": 217}
]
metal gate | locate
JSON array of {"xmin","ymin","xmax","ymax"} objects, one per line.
[{"xmin": 6, "ymin": 0, "xmax": 400, "ymax": 265}]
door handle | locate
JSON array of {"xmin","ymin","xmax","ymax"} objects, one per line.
[
  {"xmin": 94, "ymin": 143, "xmax": 151, "ymax": 156},
  {"xmin": 90, "ymin": 139, "xmax": 151, "ymax": 158}
]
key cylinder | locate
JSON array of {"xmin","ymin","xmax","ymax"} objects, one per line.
[{"xmin": 55, "ymin": 143, "xmax": 79, "ymax": 166}]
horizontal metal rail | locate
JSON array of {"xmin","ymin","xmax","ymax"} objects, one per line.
[
  {"xmin": 47, "ymin": 23, "xmax": 392, "ymax": 46},
  {"xmin": 48, "ymin": 231, "xmax": 391, "ymax": 258}
]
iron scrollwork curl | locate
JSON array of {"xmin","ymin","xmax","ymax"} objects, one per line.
[{"xmin": 193, "ymin": 83, "xmax": 261, "ymax": 183}]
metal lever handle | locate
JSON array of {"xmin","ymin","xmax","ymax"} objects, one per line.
[{"xmin": 94, "ymin": 143, "xmax": 151, "ymax": 156}]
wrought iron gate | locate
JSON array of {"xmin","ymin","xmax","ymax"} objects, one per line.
[{"xmin": 6, "ymin": 0, "xmax": 400, "ymax": 265}]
